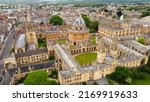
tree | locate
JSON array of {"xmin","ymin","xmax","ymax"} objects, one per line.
[
  {"xmin": 9, "ymin": 47, "xmax": 15, "ymax": 54},
  {"xmin": 132, "ymin": 69, "xmax": 145, "ymax": 79},
  {"xmin": 108, "ymin": 66, "xmax": 133, "ymax": 84},
  {"xmin": 81, "ymin": 82, "xmax": 87, "ymax": 85},
  {"xmin": 82, "ymin": 15, "xmax": 99, "ymax": 33},
  {"xmin": 39, "ymin": 21, "xmax": 44, "ymax": 25},
  {"xmin": 140, "ymin": 65, "xmax": 150, "ymax": 74},
  {"xmin": 82, "ymin": 15, "xmax": 91, "ymax": 27},
  {"xmin": 141, "ymin": 12, "xmax": 150, "ymax": 18},
  {"xmin": 137, "ymin": 37, "xmax": 145, "ymax": 45},
  {"xmin": 49, "ymin": 69, "xmax": 58, "ymax": 79},
  {"xmin": 104, "ymin": 9, "xmax": 108, "ymax": 12},
  {"xmin": 117, "ymin": 11, "xmax": 123, "ymax": 18},
  {"xmin": 49, "ymin": 56, "xmax": 55, "ymax": 60},
  {"xmin": 49, "ymin": 15, "xmax": 64, "ymax": 26},
  {"xmin": 90, "ymin": 21, "xmax": 99, "ymax": 33},
  {"xmin": 38, "ymin": 38, "xmax": 46, "ymax": 48},
  {"xmin": 38, "ymin": 5, "xmax": 42, "ymax": 9},
  {"xmin": 24, "ymin": 70, "xmax": 57, "ymax": 85}
]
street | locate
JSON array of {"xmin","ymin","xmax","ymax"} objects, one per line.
[{"xmin": 0, "ymin": 27, "xmax": 15, "ymax": 71}]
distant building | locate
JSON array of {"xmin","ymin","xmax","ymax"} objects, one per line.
[{"xmin": 99, "ymin": 19, "xmax": 150, "ymax": 38}]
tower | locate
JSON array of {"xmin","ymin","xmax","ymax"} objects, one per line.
[
  {"xmin": 97, "ymin": 50, "xmax": 107, "ymax": 63},
  {"xmin": 26, "ymin": 8, "xmax": 38, "ymax": 49}
]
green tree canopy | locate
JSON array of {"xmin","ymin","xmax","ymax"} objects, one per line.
[
  {"xmin": 117, "ymin": 11, "xmax": 123, "ymax": 17},
  {"xmin": 24, "ymin": 70, "xmax": 57, "ymax": 85},
  {"xmin": 132, "ymin": 69, "xmax": 145, "ymax": 79},
  {"xmin": 82, "ymin": 15, "xmax": 91, "ymax": 27},
  {"xmin": 49, "ymin": 15, "xmax": 64, "ymax": 26},
  {"xmin": 82, "ymin": 15, "xmax": 99, "ymax": 33},
  {"xmin": 49, "ymin": 56, "xmax": 55, "ymax": 60},
  {"xmin": 90, "ymin": 21, "xmax": 99, "ymax": 33},
  {"xmin": 38, "ymin": 38, "xmax": 46, "ymax": 48},
  {"xmin": 137, "ymin": 37, "xmax": 145, "ymax": 45},
  {"xmin": 141, "ymin": 12, "xmax": 150, "ymax": 18},
  {"xmin": 49, "ymin": 69, "xmax": 58, "ymax": 79},
  {"xmin": 108, "ymin": 66, "xmax": 133, "ymax": 84},
  {"xmin": 39, "ymin": 21, "xmax": 44, "ymax": 25}
]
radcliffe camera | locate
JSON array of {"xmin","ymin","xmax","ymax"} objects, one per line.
[{"xmin": 0, "ymin": 0, "xmax": 150, "ymax": 85}]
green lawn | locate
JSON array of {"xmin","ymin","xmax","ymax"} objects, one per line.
[
  {"xmin": 90, "ymin": 36, "xmax": 96, "ymax": 44},
  {"xmin": 57, "ymin": 39, "xmax": 67, "ymax": 44},
  {"xmin": 75, "ymin": 52, "xmax": 97, "ymax": 66},
  {"xmin": 70, "ymin": 45, "xmax": 75, "ymax": 48},
  {"xmin": 132, "ymin": 73, "xmax": 150, "ymax": 85}
]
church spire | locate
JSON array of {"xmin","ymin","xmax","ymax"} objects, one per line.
[
  {"xmin": 27, "ymin": 8, "xmax": 32, "ymax": 23},
  {"xmin": 26, "ymin": 7, "xmax": 34, "ymax": 32}
]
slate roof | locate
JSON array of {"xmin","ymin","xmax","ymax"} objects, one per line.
[
  {"xmin": 19, "ymin": 61, "xmax": 55, "ymax": 73},
  {"xmin": 15, "ymin": 34, "xmax": 26, "ymax": 49},
  {"xmin": 15, "ymin": 48, "xmax": 48, "ymax": 58}
]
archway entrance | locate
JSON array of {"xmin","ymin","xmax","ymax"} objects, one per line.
[{"xmin": 17, "ymin": 48, "xmax": 23, "ymax": 53}]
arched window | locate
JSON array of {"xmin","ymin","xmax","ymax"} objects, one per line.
[{"xmin": 17, "ymin": 48, "xmax": 23, "ymax": 53}]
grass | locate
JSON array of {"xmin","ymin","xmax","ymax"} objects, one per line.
[
  {"xmin": 136, "ymin": 37, "xmax": 145, "ymax": 45},
  {"xmin": 75, "ymin": 52, "xmax": 97, "ymax": 66},
  {"xmin": 57, "ymin": 39, "xmax": 67, "ymax": 44},
  {"xmin": 132, "ymin": 73, "xmax": 150, "ymax": 85},
  {"xmin": 90, "ymin": 36, "xmax": 96, "ymax": 44},
  {"xmin": 70, "ymin": 45, "xmax": 75, "ymax": 48}
]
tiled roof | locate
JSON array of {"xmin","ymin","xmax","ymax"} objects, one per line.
[{"xmin": 15, "ymin": 48, "xmax": 48, "ymax": 58}]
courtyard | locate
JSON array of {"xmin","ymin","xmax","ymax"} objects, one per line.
[
  {"xmin": 57, "ymin": 39, "xmax": 67, "ymax": 45},
  {"xmin": 75, "ymin": 52, "xmax": 97, "ymax": 66}
]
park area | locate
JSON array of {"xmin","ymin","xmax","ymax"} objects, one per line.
[{"xmin": 75, "ymin": 52, "xmax": 97, "ymax": 66}]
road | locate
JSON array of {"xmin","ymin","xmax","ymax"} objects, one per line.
[{"xmin": 0, "ymin": 27, "xmax": 15, "ymax": 71}]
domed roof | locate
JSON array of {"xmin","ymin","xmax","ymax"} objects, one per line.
[{"xmin": 73, "ymin": 16, "xmax": 85, "ymax": 27}]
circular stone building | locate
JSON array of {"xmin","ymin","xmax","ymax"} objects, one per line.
[{"xmin": 68, "ymin": 16, "xmax": 89, "ymax": 46}]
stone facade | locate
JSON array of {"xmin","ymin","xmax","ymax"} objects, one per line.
[
  {"xmin": 15, "ymin": 48, "xmax": 49, "ymax": 65},
  {"xmin": 58, "ymin": 37, "xmax": 149, "ymax": 85},
  {"xmin": 68, "ymin": 16, "xmax": 89, "ymax": 46},
  {"xmin": 99, "ymin": 20, "xmax": 150, "ymax": 38}
]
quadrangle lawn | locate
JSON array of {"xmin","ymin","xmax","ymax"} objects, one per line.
[{"xmin": 75, "ymin": 52, "xmax": 97, "ymax": 66}]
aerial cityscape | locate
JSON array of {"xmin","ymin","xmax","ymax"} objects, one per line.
[{"xmin": 0, "ymin": 0, "xmax": 150, "ymax": 85}]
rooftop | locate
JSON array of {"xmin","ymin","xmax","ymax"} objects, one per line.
[
  {"xmin": 54, "ymin": 44, "xmax": 78, "ymax": 71},
  {"xmin": 73, "ymin": 16, "xmax": 85, "ymax": 27},
  {"xmin": 129, "ymin": 40, "xmax": 150, "ymax": 54},
  {"xmin": 20, "ymin": 60, "xmax": 55, "ymax": 73},
  {"xmin": 15, "ymin": 34, "xmax": 26, "ymax": 49},
  {"xmin": 15, "ymin": 48, "xmax": 48, "ymax": 58}
]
